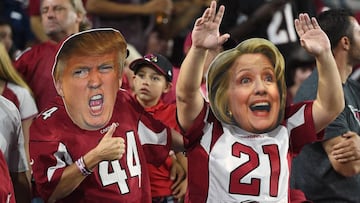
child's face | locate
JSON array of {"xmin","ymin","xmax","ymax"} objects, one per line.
[
  {"xmin": 133, "ymin": 66, "xmax": 170, "ymax": 107},
  {"xmin": 0, "ymin": 25, "xmax": 12, "ymax": 52},
  {"xmin": 227, "ymin": 53, "xmax": 280, "ymax": 133}
]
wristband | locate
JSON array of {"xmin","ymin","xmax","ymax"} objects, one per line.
[{"xmin": 75, "ymin": 156, "xmax": 92, "ymax": 176}]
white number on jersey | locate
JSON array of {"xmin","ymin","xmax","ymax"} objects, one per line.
[
  {"xmin": 99, "ymin": 160, "xmax": 129, "ymax": 193},
  {"xmin": 41, "ymin": 107, "xmax": 58, "ymax": 120},
  {"xmin": 267, "ymin": 3, "xmax": 297, "ymax": 45},
  {"xmin": 99, "ymin": 131, "xmax": 141, "ymax": 193}
]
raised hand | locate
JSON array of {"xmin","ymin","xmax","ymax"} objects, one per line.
[
  {"xmin": 191, "ymin": 0, "xmax": 230, "ymax": 50},
  {"xmin": 94, "ymin": 123, "xmax": 126, "ymax": 161},
  {"xmin": 294, "ymin": 13, "xmax": 331, "ymax": 57}
]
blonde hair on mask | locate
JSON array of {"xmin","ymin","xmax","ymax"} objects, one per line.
[{"xmin": 207, "ymin": 38, "xmax": 286, "ymax": 127}]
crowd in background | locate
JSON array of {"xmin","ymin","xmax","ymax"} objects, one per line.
[{"xmin": 0, "ymin": 0, "xmax": 359, "ymax": 203}]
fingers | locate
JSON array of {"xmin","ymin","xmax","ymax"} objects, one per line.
[
  {"xmin": 201, "ymin": 5, "xmax": 212, "ymax": 23},
  {"xmin": 297, "ymin": 13, "xmax": 311, "ymax": 34},
  {"xmin": 172, "ymin": 182, "xmax": 185, "ymax": 199},
  {"xmin": 194, "ymin": 16, "xmax": 204, "ymax": 27},
  {"xmin": 197, "ymin": 1, "xmax": 222, "ymax": 25},
  {"xmin": 341, "ymin": 131, "xmax": 357, "ymax": 139},
  {"xmin": 334, "ymin": 154, "xmax": 358, "ymax": 163},
  {"xmin": 311, "ymin": 17, "xmax": 320, "ymax": 29},
  {"xmin": 169, "ymin": 162, "xmax": 185, "ymax": 189},
  {"xmin": 108, "ymin": 137, "xmax": 125, "ymax": 160},
  {"xmin": 103, "ymin": 123, "xmax": 117, "ymax": 138},
  {"xmin": 302, "ymin": 13, "xmax": 314, "ymax": 31},
  {"xmin": 333, "ymin": 132, "xmax": 358, "ymax": 150},
  {"xmin": 218, "ymin": 33, "xmax": 230, "ymax": 45},
  {"xmin": 295, "ymin": 13, "xmax": 318, "ymax": 37},
  {"xmin": 332, "ymin": 132, "xmax": 360, "ymax": 163},
  {"xmin": 294, "ymin": 18, "xmax": 303, "ymax": 36},
  {"xmin": 171, "ymin": 176, "xmax": 182, "ymax": 191},
  {"xmin": 208, "ymin": 0, "xmax": 217, "ymax": 22},
  {"xmin": 96, "ymin": 123, "xmax": 125, "ymax": 161},
  {"xmin": 214, "ymin": 5, "xmax": 225, "ymax": 27},
  {"xmin": 170, "ymin": 171, "xmax": 183, "ymax": 188},
  {"xmin": 117, "ymin": 138, "xmax": 126, "ymax": 159},
  {"xmin": 333, "ymin": 149, "xmax": 354, "ymax": 159}
]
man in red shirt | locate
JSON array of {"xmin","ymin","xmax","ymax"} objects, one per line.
[
  {"xmin": 15, "ymin": 0, "xmax": 89, "ymax": 111},
  {"xmin": 30, "ymin": 28, "xmax": 173, "ymax": 202}
]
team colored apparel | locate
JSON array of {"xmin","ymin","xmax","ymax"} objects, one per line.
[
  {"xmin": 1, "ymin": 0, "xmax": 34, "ymax": 51},
  {"xmin": 291, "ymin": 77, "xmax": 360, "ymax": 202},
  {"xmin": 181, "ymin": 101, "xmax": 319, "ymax": 203},
  {"xmin": 30, "ymin": 90, "xmax": 171, "ymax": 202},
  {"xmin": 145, "ymin": 99, "xmax": 177, "ymax": 129},
  {"xmin": 2, "ymin": 81, "xmax": 38, "ymax": 120},
  {"xmin": 0, "ymin": 96, "xmax": 28, "ymax": 173},
  {"xmin": 0, "ymin": 150, "xmax": 15, "ymax": 203},
  {"xmin": 14, "ymin": 41, "xmax": 59, "ymax": 111},
  {"xmin": 144, "ymin": 100, "xmax": 178, "ymax": 198}
]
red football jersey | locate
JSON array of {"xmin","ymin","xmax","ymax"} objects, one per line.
[
  {"xmin": 182, "ymin": 101, "xmax": 320, "ymax": 203},
  {"xmin": 144, "ymin": 100, "xmax": 178, "ymax": 197},
  {"xmin": 145, "ymin": 100, "xmax": 177, "ymax": 130},
  {"xmin": 0, "ymin": 151, "xmax": 15, "ymax": 203},
  {"xmin": 30, "ymin": 90, "xmax": 171, "ymax": 202},
  {"xmin": 14, "ymin": 41, "xmax": 59, "ymax": 111}
]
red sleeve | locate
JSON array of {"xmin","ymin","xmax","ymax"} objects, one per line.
[
  {"xmin": 30, "ymin": 120, "xmax": 66, "ymax": 201},
  {"xmin": 178, "ymin": 102, "xmax": 218, "ymax": 149},
  {"xmin": 287, "ymin": 101, "xmax": 322, "ymax": 155},
  {"xmin": 14, "ymin": 48, "xmax": 33, "ymax": 81}
]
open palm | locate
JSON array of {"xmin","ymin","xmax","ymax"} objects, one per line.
[
  {"xmin": 295, "ymin": 13, "xmax": 331, "ymax": 57},
  {"xmin": 191, "ymin": 1, "xmax": 229, "ymax": 50}
]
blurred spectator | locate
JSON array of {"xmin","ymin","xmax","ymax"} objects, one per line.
[
  {"xmin": 15, "ymin": 0, "xmax": 89, "ymax": 111},
  {"xmin": 0, "ymin": 0, "xmax": 35, "ymax": 51},
  {"xmin": 86, "ymin": 0, "xmax": 172, "ymax": 54},
  {"xmin": 161, "ymin": 0, "xmax": 212, "ymax": 68},
  {"xmin": 121, "ymin": 43, "xmax": 142, "ymax": 92},
  {"xmin": 28, "ymin": 0, "xmax": 90, "ymax": 43},
  {"xmin": 291, "ymin": 9, "xmax": 360, "ymax": 202},
  {"xmin": 285, "ymin": 46, "xmax": 315, "ymax": 106},
  {"xmin": 218, "ymin": 0, "xmax": 317, "ymax": 63},
  {"xmin": 0, "ymin": 19, "xmax": 21, "ymax": 60},
  {"xmin": 0, "ymin": 42, "xmax": 38, "ymax": 184},
  {"xmin": 146, "ymin": 28, "xmax": 173, "ymax": 57},
  {"xmin": 28, "ymin": 0, "xmax": 49, "ymax": 43},
  {"xmin": 156, "ymin": 0, "xmax": 210, "ymax": 39},
  {"xmin": 0, "ymin": 95, "xmax": 31, "ymax": 203}
]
